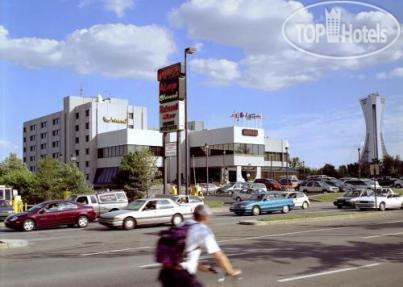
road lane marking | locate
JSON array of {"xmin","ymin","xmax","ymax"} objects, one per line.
[
  {"xmin": 80, "ymin": 246, "xmax": 154, "ymax": 256},
  {"xmin": 362, "ymin": 232, "xmax": 403, "ymax": 239},
  {"xmin": 278, "ymin": 263, "xmax": 381, "ymax": 283}
]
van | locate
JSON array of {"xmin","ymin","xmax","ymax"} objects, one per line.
[{"xmin": 69, "ymin": 191, "xmax": 128, "ymax": 216}]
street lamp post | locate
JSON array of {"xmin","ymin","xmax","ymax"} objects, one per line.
[
  {"xmin": 285, "ymin": 147, "xmax": 289, "ymax": 187},
  {"xmin": 205, "ymin": 143, "xmax": 209, "ymax": 195},
  {"xmin": 184, "ymin": 47, "xmax": 197, "ymax": 196},
  {"xmin": 223, "ymin": 150, "xmax": 226, "ymax": 184},
  {"xmin": 358, "ymin": 147, "xmax": 361, "ymax": 178},
  {"xmin": 302, "ymin": 161, "xmax": 305, "ymax": 179}
]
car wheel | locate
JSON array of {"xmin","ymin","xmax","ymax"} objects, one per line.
[
  {"xmin": 303, "ymin": 189, "xmax": 308, "ymax": 193},
  {"xmin": 123, "ymin": 217, "xmax": 136, "ymax": 230},
  {"xmin": 337, "ymin": 205, "xmax": 343, "ymax": 209},
  {"xmin": 379, "ymin": 202, "xmax": 386, "ymax": 211},
  {"xmin": 22, "ymin": 219, "xmax": 35, "ymax": 232},
  {"xmin": 171, "ymin": 213, "xmax": 184, "ymax": 226},
  {"xmin": 302, "ymin": 201, "xmax": 309, "ymax": 209},
  {"xmin": 396, "ymin": 184, "xmax": 402, "ymax": 188},
  {"xmin": 235, "ymin": 197, "xmax": 242, "ymax": 202},
  {"xmin": 235, "ymin": 212, "xmax": 244, "ymax": 216},
  {"xmin": 322, "ymin": 189, "xmax": 328, "ymax": 194},
  {"xmin": 68, "ymin": 224, "xmax": 76, "ymax": 228},
  {"xmin": 77, "ymin": 216, "xmax": 89, "ymax": 228},
  {"xmin": 282, "ymin": 205, "xmax": 290, "ymax": 214},
  {"xmin": 252, "ymin": 206, "xmax": 261, "ymax": 216}
]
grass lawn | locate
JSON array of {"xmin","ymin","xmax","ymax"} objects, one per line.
[
  {"xmin": 257, "ymin": 211, "xmax": 374, "ymax": 222},
  {"xmin": 309, "ymin": 192, "xmax": 344, "ymax": 202},
  {"xmin": 204, "ymin": 200, "xmax": 225, "ymax": 208},
  {"xmin": 393, "ymin": 188, "xmax": 403, "ymax": 195}
]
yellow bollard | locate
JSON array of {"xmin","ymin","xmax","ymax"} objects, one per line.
[{"xmin": 171, "ymin": 185, "xmax": 177, "ymax": 195}]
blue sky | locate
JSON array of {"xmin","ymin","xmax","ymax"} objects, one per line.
[{"xmin": 0, "ymin": 0, "xmax": 402, "ymax": 167}]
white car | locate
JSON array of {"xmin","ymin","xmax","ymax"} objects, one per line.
[
  {"xmin": 170, "ymin": 195, "xmax": 204, "ymax": 212},
  {"xmin": 281, "ymin": 192, "xmax": 310, "ymax": 209},
  {"xmin": 199, "ymin": 183, "xmax": 219, "ymax": 195},
  {"xmin": 393, "ymin": 179, "xmax": 403, "ymax": 188},
  {"xmin": 99, "ymin": 198, "xmax": 193, "ymax": 230},
  {"xmin": 352, "ymin": 189, "xmax": 403, "ymax": 211}
]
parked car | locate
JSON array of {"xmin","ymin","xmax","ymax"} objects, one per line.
[
  {"xmin": 376, "ymin": 176, "xmax": 398, "ymax": 187},
  {"xmin": 199, "ymin": 183, "xmax": 219, "ymax": 195},
  {"xmin": 0, "ymin": 199, "xmax": 14, "ymax": 220},
  {"xmin": 281, "ymin": 192, "xmax": 310, "ymax": 209},
  {"xmin": 254, "ymin": 178, "xmax": 283, "ymax": 191},
  {"xmin": 333, "ymin": 188, "xmax": 372, "ymax": 209},
  {"xmin": 299, "ymin": 181, "xmax": 339, "ymax": 193},
  {"xmin": 279, "ymin": 176, "xmax": 300, "ymax": 189},
  {"xmin": 248, "ymin": 182, "xmax": 268, "ymax": 191},
  {"xmin": 68, "ymin": 191, "xmax": 128, "ymax": 216},
  {"xmin": 352, "ymin": 189, "xmax": 403, "ymax": 211},
  {"xmin": 230, "ymin": 193, "xmax": 294, "ymax": 216},
  {"xmin": 232, "ymin": 188, "xmax": 267, "ymax": 202},
  {"xmin": 99, "ymin": 198, "xmax": 193, "ymax": 230},
  {"xmin": 154, "ymin": 194, "xmax": 204, "ymax": 212},
  {"xmin": 278, "ymin": 178, "xmax": 294, "ymax": 190},
  {"xmin": 343, "ymin": 179, "xmax": 380, "ymax": 190},
  {"xmin": 393, "ymin": 178, "xmax": 403, "ymax": 188},
  {"xmin": 4, "ymin": 200, "xmax": 96, "ymax": 231},
  {"xmin": 216, "ymin": 182, "xmax": 249, "ymax": 195}
]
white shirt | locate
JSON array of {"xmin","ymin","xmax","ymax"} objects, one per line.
[{"xmin": 180, "ymin": 219, "xmax": 221, "ymax": 274}]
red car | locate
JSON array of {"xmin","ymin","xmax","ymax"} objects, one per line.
[
  {"xmin": 254, "ymin": 178, "xmax": 284, "ymax": 191},
  {"xmin": 4, "ymin": 200, "xmax": 96, "ymax": 231}
]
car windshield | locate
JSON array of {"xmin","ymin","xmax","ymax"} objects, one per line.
[
  {"xmin": 125, "ymin": 200, "xmax": 146, "ymax": 211},
  {"xmin": 28, "ymin": 204, "xmax": 44, "ymax": 212},
  {"xmin": 326, "ymin": 181, "xmax": 336, "ymax": 186},
  {"xmin": 344, "ymin": 190, "xmax": 361, "ymax": 197},
  {"xmin": 249, "ymin": 194, "xmax": 265, "ymax": 201},
  {"xmin": 223, "ymin": 183, "xmax": 234, "ymax": 188},
  {"xmin": 0, "ymin": 200, "xmax": 10, "ymax": 207}
]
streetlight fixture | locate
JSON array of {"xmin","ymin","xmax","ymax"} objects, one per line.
[
  {"xmin": 184, "ymin": 47, "xmax": 197, "ymax": 195},
  {"xmin": 204, "ymin": 143, "xmax": 209, "ymax": 195}
]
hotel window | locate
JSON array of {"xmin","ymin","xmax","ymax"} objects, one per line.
[
  {"xmin": 75, "ymin": 150, "xmax": 79, "ymax": 156},
  {"xmin": 30, "ymin": 146, "xmax": 36, "ymax": 152},
  {"xmin": 23, "ymin": 137, "xmax": 26, "ymax": 143},
  {"xmin": 41, "ymin": 122, "xmax": 47, "ymax": 128},
  {"xmin": 52, "ymin": 118, "xmax": 59, "ymax": 125},
  {"xmin": 40, "ymin": 155, "xmax": 46, "ymax": 159},
  {"xmin": 40, "ymin": 133, "xmax": 47, "ymax": 139},
  {"xmin": 129, "ymin": 113, "xmax": 134, "ymax": 119},
  {"xmin": 85, "ymin": 135, "xmax": 89, "ymax": 142},
  {"xmin": 23, "ymin": 157, "xmax": 26, "ymax": 162},
  {"xmin": 86, "ymin": 148, "xmax": 89, "ymax": 155},
  {"xmin": 86, "ymin": 174, "xmax": 89, "ymax": 180},
  {"xmin": 85, "ymin": 109, "xmax": 89, "ymax": 117},
  {"xmin": 52, "ymin": 141, "xmax": 59, "ymax": 148},
  {"xmin": 85, "ymin": 122, "xmax": 89, "ymax": 129},
  {"xmin": 52, "ymin": 129, "xmax": 60, "ymax": 136},
  {"xmin": 40, "ymin": 143, "xmax": 47, "ymax": 150},
  {"xmin": 75, "ymin": 112, "xmax": 79, "ymax": 119},
  {"xmin": 85, "ymin": 161, "xmax": 89, "ymax": 168},
  {"xmin": 75, "ymin": 125, "xmax": 79, "ymax": 132},
  {"xmin": 30, "ymin": 156, "xmax": 35, "ymax": 162},
  {"xmin": 76, "ymin": 162, "xmax": 80, "ymax": 168},
  {"xmin": 52, "ymin": 153, "xmax": 59, "ymax": 159},
  {"xmin": 30, "ymin": 125, "xmax": 36, "ymax": 131},
  {"xmin": 75, "ymin": 137, "xmax": 79, "ymax": 144},
  {"xmin": 30, "ymin": 135, "xmax": 36, "ymax": 141},
  {"xmin": 23, "ymin": 147, "xmax": 26, "ymax": 153},
  {"xmin": 23, "ymin": 127, "xmax": 26, "ymax": 133}
]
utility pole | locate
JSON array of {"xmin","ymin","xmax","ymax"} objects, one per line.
[{"xmin": 358, "ymin": 147, "xmax": 361, "ymax": 178}]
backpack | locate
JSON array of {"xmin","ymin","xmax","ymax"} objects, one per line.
[{"xmin": 155, "ymin": 223, "xmax": 194, "ymax": 268}]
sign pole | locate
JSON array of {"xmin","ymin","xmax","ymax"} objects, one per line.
[
  {"xmin": 163, "ymin": 133, "xmax": 167, "ymax": 194},
  {"xmin": 177, "ymin": 131, "xmax": 181, "ymax": 195}
]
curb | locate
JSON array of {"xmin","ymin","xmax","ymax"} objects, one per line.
[
  {"xmin": 238, "ymin": 212, "xmax": 389, "ymax": 226},
  {"xmin": 0, "ymin": 239, "xmax": 29, "ymax": 250}
]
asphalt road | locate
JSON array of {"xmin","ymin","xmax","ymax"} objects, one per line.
[{"xmin": 1, "ymin": 203, "xmax": 402, "ymax": 287}]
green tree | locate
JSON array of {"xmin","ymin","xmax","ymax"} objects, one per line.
[
  {"xmin": 319, "ymin": 164, "xmax": 339, "ymax": 178},
  {"xmin": 114, "ymin": 149, "xmax": 158, "ymax": 200},
  {"xmin": 0, "ymin": 153, "xmax": 36, "ymax": 201},
  {"xmin": 338, "ymin": 165, "xmax": 348, "ymax": 178},
  {"xmin": 34, "ymin": 157, "xmax": 92, "ymax": 201}
]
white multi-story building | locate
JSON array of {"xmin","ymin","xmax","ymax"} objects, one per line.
[
  {"xmin": 23, "ymin": 95, "xmax": 147, "ymax": 182},
  {"xmin": 23, "ymin": 95, "xmax": 292, "ymax": 186},
  {"xmin": 359, "ymin": 93, "xmax": 388, "ymax": 163}
]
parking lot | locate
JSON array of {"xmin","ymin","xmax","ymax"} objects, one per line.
[{"xmin": 1, "ymin": 201, "xmax": 402, "ymax": 287}]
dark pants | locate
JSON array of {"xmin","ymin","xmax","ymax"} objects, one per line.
[{"xmin": 159, "ymin": 268, "xmax": 203, "ymax": 287}]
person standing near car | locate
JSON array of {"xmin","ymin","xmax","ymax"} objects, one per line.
[{"xmin": 158, "ymin": 205, "xmax": 241, "ymax": 287}]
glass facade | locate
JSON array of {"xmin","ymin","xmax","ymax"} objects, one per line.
[
  {"xmin": 190, "ymin": 143, "xmax": 264, "ymax": 157},
  {"xmin": 264, "ymin": 152, "xmax": 288, "ymax": 162},
  {"xmin": 98, "ymin": 144, "xmax": 163, "ymax": 158}
]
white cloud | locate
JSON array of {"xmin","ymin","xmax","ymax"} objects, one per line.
[
  {"xmin": 377, "ymin": 67, "xmax": 403, "ymax": 79},
  {"xmin": 79, "ymin": 0, "xmax": 134, "ymax": 17},
  {"xmin": 0, "ymin": 24, "xmax": 176, "ymax": 79},
  {"xmin": 190, "ymin": 58, "xmax": 240, "ymax": 83},
  {"xmin": 171, "ymin": 0, "xmax": 403, "ymax": 91}
]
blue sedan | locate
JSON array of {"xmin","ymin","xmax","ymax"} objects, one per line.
[{"xmin": 229, "ymin": 193, "xmax": 294, "ymax": 216}]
